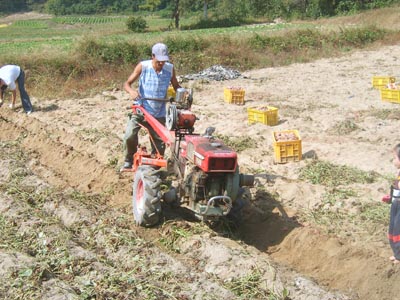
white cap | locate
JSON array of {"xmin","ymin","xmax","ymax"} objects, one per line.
[{"xmin": 152, "ymin": 43, "xmax": 169, "ymax": 61}]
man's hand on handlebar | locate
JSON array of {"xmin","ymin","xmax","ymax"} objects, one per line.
[{"xmin": 129, "ymin": 90, "xmax": 141, "ymax": 101}]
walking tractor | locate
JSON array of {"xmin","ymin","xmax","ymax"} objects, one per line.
[{"xmin": 128, "ymin": 88, "xmax": 254, "ymax": 227}]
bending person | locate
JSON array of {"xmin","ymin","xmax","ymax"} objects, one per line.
[{"xmin": 0, "ymin": 64, "xmax": 33, "ymax": 114}]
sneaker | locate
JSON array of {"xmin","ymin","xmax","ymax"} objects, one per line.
[
  {"xmin": 120, "ymin": 161, "xmax": 132, "ymax": 172},
  {"xmin": 9, "ymin": 103, "xmax": 15, "ymax": 109},
  {"xmin": 26, "ymin": 111, "xmax": 32, "ymax": 115}
]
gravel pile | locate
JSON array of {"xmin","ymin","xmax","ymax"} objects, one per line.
[{"xmin": 179, "ymin": 65, "xmax": 244, "ymax": 81}]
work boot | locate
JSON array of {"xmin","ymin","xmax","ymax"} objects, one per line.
[{"xmin": 120, "ymin": 161, "xmax": 132, "ymax": 172}]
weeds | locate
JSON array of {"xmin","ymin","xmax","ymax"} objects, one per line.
[
  {"xmin": 298, "ymin": 160, "xmax": 388, "ymax": 238},
  {"xmin": 215, "ymin": 134, "xmax": 258, "ymax": 152},
  {"xmin": 359, "ymin": 202, "xmax": 389, "ymax": 224},
  {"xmin": 158, "ymin": 222, "xmax": 193, "ymax": 253},
  {"xmin": 322, "ymin": 188, "xmax": 358, "ymax": 205},
  {"xmin": 277, "ymin": 104, "xmax": 310, "ymax": 119},
  {"xmin": 299, "ymin": 160, "xmax": 376, "ymax": 186},
  {"xmin": 300, "ymin": 201, "xmax": 388, "ymax": 239},
  {"xmin": 329, "ymin": 118, "xmax": 359, "ymax": 135},
  {"xmin": 365, "ymin": 108, "xmax": 400, "ymax": 120},
  {"xmin": 223, "ymin": 266, "xmax": 288, "ymax": 300},
  {"xmin": 108, "ymin": 156, "xmax": 119, "ymax": 167},
  {"xmin": 77, "ymin": 127, "xmax": 110, "ymax": 143}
]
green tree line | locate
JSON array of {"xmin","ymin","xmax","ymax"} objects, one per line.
[{"xmin": 1, "ymin": 0, "xmax": 399, "ymax": 20}]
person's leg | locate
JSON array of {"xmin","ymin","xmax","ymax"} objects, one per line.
[
  {"xmin": 9, "ymin": 91, "xmax": 16, "ymax": 109},
  {"xmin": 0, "ymin": 88, "xmax": 4, "ymax": 106},
  {"xmin": 389, "ymin": 201, "xmax": 400, "ymax": 262},
  {"xmin": 16, "ymin": 69, "xmax": 33, "ymax": 113},
  {"xmin": 123, "ymin": 114, "xmax": 143, "ymax": 167},
  {"xmin": 391, "ymin": 200, "xmax": 400, "ymax": 263},
  {"xmin": 147, "ymin": 117, "xmax": 166, "ymax": 156}
]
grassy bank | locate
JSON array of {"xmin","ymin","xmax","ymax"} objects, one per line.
[{"xmin": 1, "ymin": 8, "xmax": 400, "ymax": 99}]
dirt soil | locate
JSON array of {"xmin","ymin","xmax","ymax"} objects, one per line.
[{"xmin": 2, "ymin": 44, "xmax": 400, "ymax": 299}]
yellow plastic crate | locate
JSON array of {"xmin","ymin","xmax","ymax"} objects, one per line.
[
  {"xmin": 380, "ymin": 88, "xmax": 400, "ymax": 104},
  {"xmin": 247, "ymin": 106, "xmax": 278, "ymax": 126},
  {"xmin": 272, "ymin": 130, "xmax": 302, "ymax": 163},
  {"xmin": 372, "ymin": 76, "xmax": 396, "ymax": 89},
  {"xmin": 167, "ymin": 86, "xmax": 176, "ymax": 99},
  {"xmin": 224, "ymin": 87, "xmax": 245, "ymax": 105}
]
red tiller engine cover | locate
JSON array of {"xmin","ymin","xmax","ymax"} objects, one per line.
[
  {"xmin": 182, "ymin": 135, "xmax": 237, "ymax": 173},
  {"xmin": 177, "ymin": 110, "xmax": 196, "ymax": 129}
]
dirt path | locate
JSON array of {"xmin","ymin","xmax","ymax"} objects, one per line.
[{"xmin": 2, "ymin": 43, "xmax": 400, "ymax": 299}]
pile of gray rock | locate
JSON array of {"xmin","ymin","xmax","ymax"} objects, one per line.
[{"xmin": 179, "ymin": 65, "xmax": 244, "ymax": 81}]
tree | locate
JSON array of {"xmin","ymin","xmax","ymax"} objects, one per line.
[
  {"xmin": 172, "ymin": 0, "xmax": 179, "ymax": 28},
  {"xmin": 26, "ymin": 0, "xmax": 47, "ymax": 10},
  {"xmin": 140, "ymin": 0, "xmax": 161, "ymax": 11},
  {"xmin": 45, "ymin": 0, "xmax": 75, "ymax": 15},
  {"xmin": 0, "ymin": 0, "xmax": 27, "ymax": 13},
  {"xmin": 214, "ymin": 0, "xmax": 250, "ymax": 20},
  {"xmin": 203, "ymin": 0, "xmax": 209, "ymax": 19}
]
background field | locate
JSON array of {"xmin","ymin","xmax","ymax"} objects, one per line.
[{"xmin": 2, "ymin": 6, "xmax": 400, "ymax": 99}]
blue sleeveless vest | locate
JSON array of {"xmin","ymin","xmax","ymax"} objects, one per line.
[{"xmin": 138, "ymin": 60, "xmax": 173, "ymax": 118}]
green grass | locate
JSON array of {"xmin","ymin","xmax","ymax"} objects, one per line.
[
  {"xmin": 299, "ymin": 160, "xmax": 377, "ymax": 187},
  {"xmin": 215, "ymin": 134, "xmax": 259, "ymax": 152},
  {"xmin": 223, "ymin": 266, "xmax": 289, "ymax": 300},
  {"xmin": 0, "ymin": 39, "xmax": 73, "ymax": 55},
  {"xmin": 322, "ymin": 188, "xmax": 358, "ymax": 205},
  {"xmin": 158, "ymin": 223, "xmax": 192, "ymax": 253},
  {"xmin": 0, "ymin": 16, "xmax": 310, "ymax": 57}
]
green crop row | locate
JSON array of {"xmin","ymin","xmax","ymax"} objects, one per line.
[
  {"xmin": 7, "ymin": 16, "xmax": 127, "ymax": 29},
  {"xmin": 53, "ymin": 16, "xmax": 127, "ymax": 25},
  {"xmin": 12, "ymin": 20, "xmax": 49, "ymax": 29}
]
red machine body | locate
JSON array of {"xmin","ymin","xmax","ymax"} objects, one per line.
[
  {"xmin": 180, "ymin": 135, "xmax": 237, "ymax": 173},
  {"xmin": 176, "ymin": 110, "xmax": 197, "ymax": 129},
  {"xmin": 128, "ymin": 92, "xmax": 254, "ymax": 227},
  {"xmin": 130, "ymin": 105, "xmax": 173, "ymax": 172}
]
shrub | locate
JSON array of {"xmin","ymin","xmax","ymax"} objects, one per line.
[
  {"xmin": 338, "ymin": 26, "xmax": 385, "ymax": 46},
  {"xmin": 163, "ymin": 36, "xmax": 208, "ymax": 53},
  {"xmin": 77, "ymin": 39, "xmax": 144, "ymax": 64},
  {"xmin": 126, "ymin": 16, "xmax": 147, "ymax": 33},
  {"xmin": 180, "ymin": 18, "xmax": 242, "ymax": 30}
]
